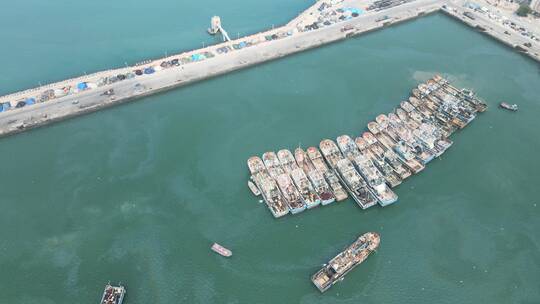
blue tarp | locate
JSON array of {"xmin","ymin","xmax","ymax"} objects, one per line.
[
  {"xmin": 77, "ymin": 82, "xmax": 88, "ymax": 90},
  {"xmin": 144, "ymin": 67, "xmax": 155, "ymax": 74},
  {"xmin": 2, "ymin": 102, "xmax": 11, "ymax": 111},
  {"xmin": 238, "ymin": 41, "xmax": 247, "ymax": 48},
  {"xmin": 25, "ymin": 98, "xmax": 35, "ymax": 105},
  {"xmin": 191, "ymin": 53, "xmax": 206, "ymax": 61},
  {"xmin": 344, "ymin": 7, "xmax": 363, "ymax": 14}
]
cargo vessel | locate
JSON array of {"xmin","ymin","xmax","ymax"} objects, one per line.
[{"xmin": 311, "ymin": 232, "xmax": 380, "ymax": 293}]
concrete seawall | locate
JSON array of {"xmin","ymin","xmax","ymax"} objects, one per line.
[
  {"xmin": 442, "ymin": 2, "xmax": 540, "ymax": 62},
  {"xmin": 0, "ymin": 0, "xmax": 538, "ymax": 139},
  {"xmin": 0, "ymin": 0, "xmax": 441, "ymax": 138}
]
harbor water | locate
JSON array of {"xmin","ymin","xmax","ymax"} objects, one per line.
[{"xmin": 1, "ymin": 0, "xmax": 540, "ymax": 303}]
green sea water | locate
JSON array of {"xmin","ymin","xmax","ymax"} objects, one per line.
[{"xmin": 1, "ymin": 1, "xmax": 540, "ymax": 303}]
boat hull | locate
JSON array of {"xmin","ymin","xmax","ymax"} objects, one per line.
[{"xmin": 289, "ymin": 205, "xmax": 307, "ymax": 214}]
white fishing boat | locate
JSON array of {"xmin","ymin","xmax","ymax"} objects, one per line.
[
  {"xmin": 211, "ymin": 243, "xmax": 232, "ymax": 257},
  {"xmin": 248, "ymin": 180, "xmax": 261, "ymax": 196}
]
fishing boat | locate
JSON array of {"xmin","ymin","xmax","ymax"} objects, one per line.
[
  {"xmin": 408, "ymin": 96, "xmax": 422, "ymax": 108},
  {"xmin": 321, "ymin": 139, "xmax": 376, "ymax": 207},
  {"xmin": 336, "ymin": 135, "xmax": 362, "ymax": 161},
  {"xmin": 375, "ymin": 114, "xmax": 389, "ymax": 130},
  {"xmin": 337, "ymin": 134, "xmax": 392, "ymax": 200},
  {"xmin": 319, "ymin": 139, "xmax": 345, "ymax": 169},
  {"xmin": 247, "ymin": 156, "xmax": 266, "ymax": 175},
  {"xmin": 499, "ymin": 102, "xmax": 518, "ymax": 111},
  {"xmin": 100, "ymin": 284, "xmax": 125, "ymax": 304},
  {"xmin": 306, "ymin": 147, "xmax": 330, "ymax": 174},
  {"xmin": 211, "ymin": 243, "xmax": 232, "ymax": 257},
  {"xmin": 248, "ymin": 156, "xmax": 289, "ymax": 218},
  {"xmin": 277, "ymin": 149, "xmax": 299, "ymax": 174},
  {"xmin": 395, "ymin": 108, "xmax": 410, "ymax": 124},
  {"xmin": 411, "ymin": 88, "xmax": 423, "ymax": 99},
  {"xmin": 276, "ymin": 173, "xmax": 306, "ymax": 214},
  {"xmin": 306, "ymin": 169, "xmax": 335, "ymax": 205},
  {"xmin": 364, "ymin": 149, "xmax": 402, "ymax": 188},
  {"xmin": 294, "ymin": 148, "xmax": 314, "ymax": 172},
  {"xmin": 408, "ymin": 109, "xmax": 424, "ymax": 125},
  {"xmin": 311, "ymin": 232, "xmax": 380, "ymax": 293},
  {"xmin": 362, "ymin": 131, "xmax": 378, "ymax": 147},
  {"xmin": 354, "ymin": 136, "xmax": 369, "ymax": 151},
  {"xmin": 393, "ymin": 141, "xmax": 425, "ymax": 174},
  {"xmin": 461, "ymin": 89, "xmax": 488, "ymax": 112},
  {"xmin": 374, "ymin": 132, "xmax": 397, "ymax": 151},
  {"xmin": 418, "ymin": 83, "xmax": 431, "ymax": 96},
  {"xmin": 410, "ymin": 140, "xmax": 435, "ymax": 164},
  {"xmin": 248, "ymin": 180, "xmax": 260, "ymax": 196},
  {"xmin": 335, "ymin": 158, "xmax": 378, "ymax": 209},
  {"xmin": 353, "ymin": 153, "xmax": 398, "ymax": 206},
  {"xmin": 324, "ymin": 171, "xmax": 348, "ymax": 202},
  {"xmin": 400, "ymin": 100, "xmax": 416, "ymax": 113},
  {"xmin": 382, "ymin": 125, "xmax": 402, "ymax": 143},
  {"xmin": 291, "ymin": 168, "xmax": 320, "ymax": 209},
  {"xmin": 307, "ymin": 146, "xmax": 348, "ymax": 202},
  {"xmin": 367, "ymin": 121, "xmax": 381, "ymax": 134},
  {"xmin": 383, "ymin": 149, "xmax": 412, "ymax": 180},
  {"xmin": 295, "ymin": 148, "xmax": 335, "ymax": 205},
  {"xmin": 262, "ymin": 152, "xmax": 285, "ymax": 178}
]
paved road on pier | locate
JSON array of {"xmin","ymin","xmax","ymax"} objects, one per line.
[{"xmin": 0, "ymin": 0, "xmax": 443, "ymax": 137}]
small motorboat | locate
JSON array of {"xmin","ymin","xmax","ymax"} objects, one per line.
[
  {"xmin": 499, "ymin": 102, "xmax": 518, "ymax": 112},
  {"xmin": 211, "ymin": 243, "xmax": 232, "ymax": 257},
  {"xmin": 248, "ymin": 180, "xmax": 261, "ymax": 196}
]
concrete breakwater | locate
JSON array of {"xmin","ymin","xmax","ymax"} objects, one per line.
[
  {"xmin": 442, "ymin": 1, "xmax": 540, "ymax": 62},
  {"xmin": 0, "ymin": 0, "xmax": 537, "ymax": 138}
]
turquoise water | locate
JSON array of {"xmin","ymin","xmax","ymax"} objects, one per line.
[{"xmin": 1, "ymin": 1, "xmax": 540, "ymax": 303}]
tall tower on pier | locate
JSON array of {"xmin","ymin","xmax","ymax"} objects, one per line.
[
  {"xmin": 208, "ymin": 16, "xmax": 222, "ymax": 35},
  {"xmin": 206, "ymin": 16, "xmax": 231, "ymax": 41}
]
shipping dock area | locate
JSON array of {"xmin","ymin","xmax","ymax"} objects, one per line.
[
  {"xmin": 6, "ymin": 0, "xmax": 532, "ymax": 138},
  {"xmin": 247, "ymin": 75, "xmax": 487, "ymax": 218}
]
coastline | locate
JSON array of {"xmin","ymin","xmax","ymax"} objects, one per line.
[{"xmin": 0, "ymin": 0, "xmax": 538, "ymax": 139}]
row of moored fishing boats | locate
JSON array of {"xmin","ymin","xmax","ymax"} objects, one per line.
[{"xmin": 247, "ymin": 75, "xmax": 487, "ymax": 218}]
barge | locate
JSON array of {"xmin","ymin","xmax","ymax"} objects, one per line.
[{"xmin": 311, "ymin": 232, "xmax": 380, "ymax": 293}]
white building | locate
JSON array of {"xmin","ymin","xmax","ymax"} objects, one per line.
[{"xmin": 531, "ymin": 0, "xmax": 540, "ymax": 13}]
